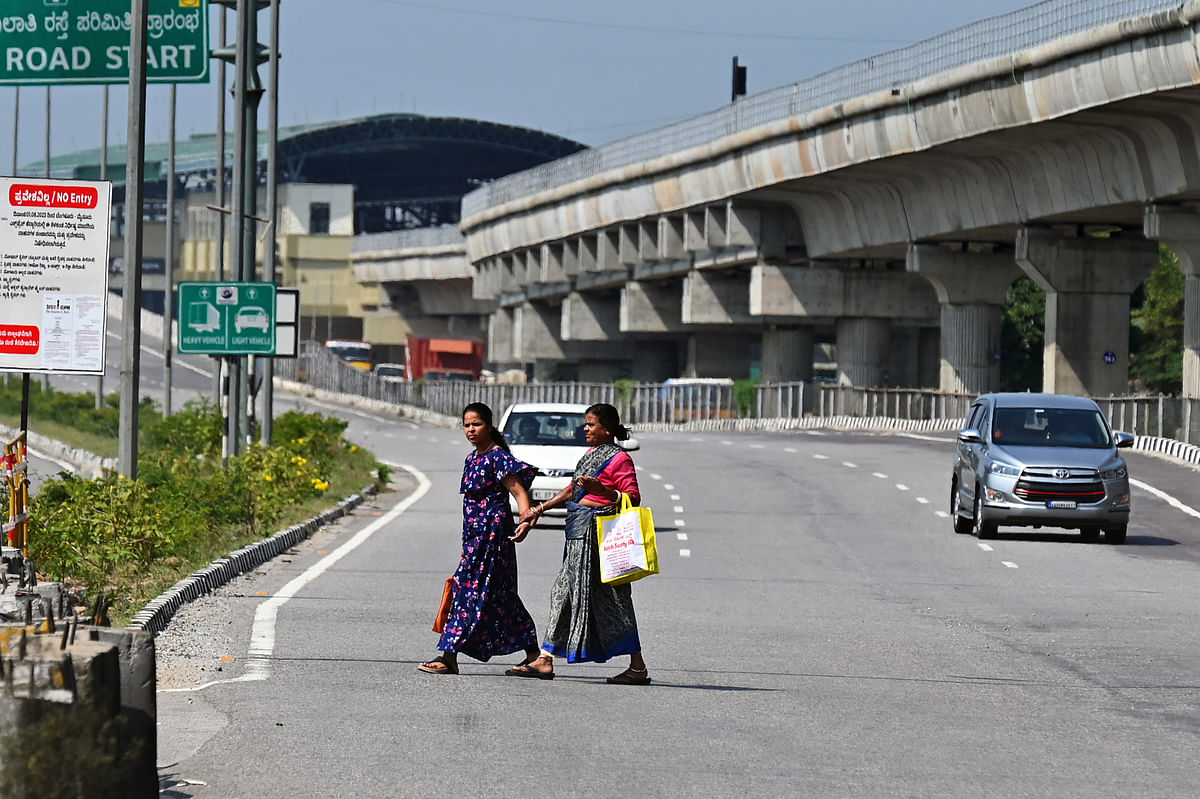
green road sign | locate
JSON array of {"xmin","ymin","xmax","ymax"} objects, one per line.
[
  {"xmin": 178, "ymin": 281, "xmax": 275, "ymax": 355},
  {"xmin": 0, "ymin": 0, "xmax": 210, "ymax": 86}
]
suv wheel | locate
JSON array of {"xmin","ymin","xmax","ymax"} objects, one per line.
[
  {"xmin": 1105, "ymin": 524, "xmax": 1128, "ymax": 545},
  {"xmin": 972, "ymin": 487, "xmax": 997, "ymax": 539},
  {"xmin": 951, "ymin": 481, "xmax": 972, "ymax": 534}
]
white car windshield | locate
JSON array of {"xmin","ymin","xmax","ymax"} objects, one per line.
[{"xmin": 503, "ymin": 412, "xmax": 588, "ymax": 446}]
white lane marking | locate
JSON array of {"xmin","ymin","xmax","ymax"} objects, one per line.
[
  {"xmin": 721, "ymin": 440, "xmax": 733, "ymax": 446},
  {"xmin": 916, "ymin": 497, "xmax": 930, "ymax": 505},
  {"xmin": 895, "ymin": 484, "xmax": 909, "ymax": 491},
  {"xmin": 977, "ymin": 543, "xmax": 994, "ymax": 552},
  {"xmin": 934, "ymin": 510, "xmax": 949, "ymax": 518},
  {"xmin": 676, "ymin": 533, "xmax": 688, "ymax": 541},
  {"xmin": 662, "ymin": 483, "xmax": 673, "ymax": 490},
  {"xmin": 873, "ymin": 472, "xmax": 888, "ymax": 479},
  {"xmin": 159, "ymin": 463, "xmax": 432, "ymax": 693},
  {"xmin": 680, "ymin": 549, "xmax": 691, "ymax": 558},
  {"xmin": 690, "ymin": 437, "xmax": 703, "ymax": 442},
  {"xmin": 813, "ymin": 454, "xmax": 828, "ymax": 460},
  {"xmin": 784, "ymin": 447, "xmax": 797, "ymax": 453},
  {"xmin": 750, "ymin": 443, "xmax": 764, "ymax": 449},
  {"xmin": 673, "ymin": 505, "xmax": 684, "ymax": 513},
  {"xmin": 650, "ymin": 473, "xmax": 662, "ymax": 481},
  {"xmin": 1130, "ymin": 478, "xmax": 1200, "ymax": 520},
  {"xmin": 1002, "ymin": 561, "xmax": 1019, "ymax": 569},
  {"xmin": 670, "ymin": 494, "xmax": 680, "ymax": 501},
  {"xmin": 842, "ymin": 462, "xmax": 857, "ymax": 468},
  {"xmin": 675, "ymin": 519, "xmax": 686, "ymax": 527},
  {"xmin": 897, "ymin": 432, "xmax": 956, "ymax": 444}
]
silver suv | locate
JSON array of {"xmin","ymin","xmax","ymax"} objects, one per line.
[{"xmin": 951, "ymin": 393, "xmax": 1134, "ymax": 544}]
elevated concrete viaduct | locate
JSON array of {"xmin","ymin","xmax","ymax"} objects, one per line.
[{"xmin": 351, "ymin": 1, "xmax": 1200, "ymax": 403}]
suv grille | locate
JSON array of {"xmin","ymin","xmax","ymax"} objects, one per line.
[{"xmin": 1014, "ymin": 466, "xmax": 1105, "ymax": 503}]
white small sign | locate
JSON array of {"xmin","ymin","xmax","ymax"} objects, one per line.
[{"xmin": 0, "ymin": 177, "xmax": 112, "ymax": 374}]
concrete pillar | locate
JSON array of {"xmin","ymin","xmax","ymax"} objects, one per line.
[
  {"xmin": 1144, "ymin": 205, "xmax": 1200, "ymax": 400},
  {"xmin": 836, "ymin": 317, "xmax": 890, "ymax": 386},
  {"xmin": 630, "ymin": 339, "xmax": 682, "ymax": 381},
  {"xmin": 907, "ymin": 244, "xmax": 1021, "ymax": 394},
  {"xmin": 561, "ymin": 291, "xmax": 620, "ymax": 341},
  {"xmin": 1016, "ymin": 227, "xmax": 1157, "ymax": 397},
  {"xmin": 761, "ymin": 327, "xmax": 814, "ymax": 382}
]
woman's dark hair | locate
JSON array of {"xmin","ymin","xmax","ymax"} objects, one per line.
[
  {"xmin": 586, "ymin": 402, "xmax": 630, "ymax": 441},
  {"xmin": 462, "ymin": 402, "xmax": 510, "ymax": 451}
]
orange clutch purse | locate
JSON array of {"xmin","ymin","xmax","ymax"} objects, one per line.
[{"xmin": 432, "ymin": 577, "xmax": 454, "ymax": 633}]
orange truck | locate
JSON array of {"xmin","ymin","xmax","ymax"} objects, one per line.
[{"xmin": 404, "ymin": 335, "xmax": 484, "ymax": 381}]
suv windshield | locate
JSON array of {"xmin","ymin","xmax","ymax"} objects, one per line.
[
  {"xmin": 503, "ymin": 411, "xmax": 588, "ymax": 446},
  {"xmin": 992, "ymin": 407, "xmax": 1111, "ymax": 448}
]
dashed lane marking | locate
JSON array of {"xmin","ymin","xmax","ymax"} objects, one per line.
[
  {"xmin": 977, "ymin": 543, "xmax": 994, "ymax": 552},
  {"xmin": 934, "ymin": 511, "xmax": 949, "ymax": 518},
  {"xmin": 673, "ymin": 506, "xmax": 684, "ymax": 513},
  {"xmin": 842, "ymin": 462, "xmax": 857, "ymax": 468},
  {"xmin": 677, "ymin": 533, "xmax": 688, "ymax": 541},
  {"xmin": 895, "ymin": 484, "xmax": 910, "ymax": 491},
  {"xmin": 1002, "ymin": 561, "xmax": 1019, "ymax": 569},
  {"xmin": 670, "ymin": 494, "xmax": 680, "ymax": 501},
  {"xmin": 873, "ymin": 472, "xmax": 888, "ymax": 479},
  {"xmin": 675, "ymin": 519, "xmax": 686, "ymax": 527},
  {"xmin": 650, "ymin": 473, "xmax": 662, "ymax": 481},
  {"xmin": 814, "ymin": 454, "xmax": 828, "ymax": 460},
  {"xmin": 916, "ymin": 497, "xmax": 929, "ymax": 504},
  {"xmin": 680, "ymin": 549, "xmax": 691, "ymax": 558}
]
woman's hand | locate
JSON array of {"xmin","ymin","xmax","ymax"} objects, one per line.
[
  {"xmin": 510, "ymin": 520, "xmax": 533, "ymax": 543},
  {"xmin": 576, "ymin": 476, "xmax": 611, "ymax": 499},
  {"xmin": 519, "ymin": 505, "xmax": 540, "ymax": 524}
]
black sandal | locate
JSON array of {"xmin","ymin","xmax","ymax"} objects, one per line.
[
  {"xmin": 504, "ymin": 659, "xmax": 555, "ymax": 680},
  {"xmin": 417, "ymin": 654, "xmax": 458, "ymax": 675},
  {"xmin": 606, "ymin": 668, "xmax": 651, "ymax": 686}
]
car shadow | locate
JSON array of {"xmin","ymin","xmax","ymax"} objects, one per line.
[{"xmin": 988, "ymin": 531, "xmax": 1179, "ymax": 546}]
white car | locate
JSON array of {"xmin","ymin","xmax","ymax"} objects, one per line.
[{"xmin": 499, "ymin": 402, "xmax": 639, "ymax": 517}]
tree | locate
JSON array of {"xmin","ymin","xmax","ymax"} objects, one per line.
[
  {"xmin": 1130, "ymin": 245, "xmax": 1185, "ymax": 394},
  {"xmin": 1000, "ymin": 277, "xmax": 1045, "ymax": 392}
]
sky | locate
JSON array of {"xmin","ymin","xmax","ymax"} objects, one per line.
[{"xmin": 2, "ymin": 0, "xmax": 1039, "ymax": 170}]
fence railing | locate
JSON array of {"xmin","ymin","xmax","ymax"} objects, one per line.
[{"xmin": 275, "ymin": 342, "xmax": 1199, "ymax": 444}]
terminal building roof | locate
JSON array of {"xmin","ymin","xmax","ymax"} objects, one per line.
[{"xmin": 21, "ymin": 113, "xmax": 586, "ymax": 234}]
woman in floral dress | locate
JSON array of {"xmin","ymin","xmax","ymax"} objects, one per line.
[{"xmin": 418, "ymin": 403, "xmax": 541, "ymax": 675}]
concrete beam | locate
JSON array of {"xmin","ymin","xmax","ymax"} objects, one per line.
[
  {"xmin": 682, "ymin": 270, "xmax": 753, "ymax": 325},
  {"xmin": 750, "ymin": 264, "xmax": 939, "ymax": 319},
  {"xmin": 561, "ymin": 291, "xmax": 621, "ymax": 341},
  {"xmin": 621, "ymin": 280, "xmax": 685, "ymax": 333},
  {"xmin": 1016, "ymin": 227, "xmax": 1157, "ymax": 396},
  {"xmin": 514, "ymin": 302, "xmax": 564, "ymax": 361}
]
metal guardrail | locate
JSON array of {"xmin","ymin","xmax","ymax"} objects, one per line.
[
  {"xmin": 277, "ymin": 342, "xmax": 1199, "ymax": 444},
  {"xmin": 462, "ymin": 0, "xmax": 1181, "ymax": 218}
]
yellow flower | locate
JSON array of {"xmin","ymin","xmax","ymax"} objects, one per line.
[{"xmin": 262, "ymin": 472, "xmax": 273, "ymax": 482}]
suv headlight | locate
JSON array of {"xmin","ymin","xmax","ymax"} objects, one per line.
[
  {"xmin": 1100, "ymin": 465, "xmax": 1127, "ymax": 479},
  {"xmin": 989, "ymin": 462, "xmax": 1021, "ymax": 477}
]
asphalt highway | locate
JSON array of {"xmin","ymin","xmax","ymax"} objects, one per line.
[{"xmin": 151, "ymin": 391, "xmax": 1200, "ymax": 798}]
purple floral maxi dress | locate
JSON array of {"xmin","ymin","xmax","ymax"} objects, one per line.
[{"xmin": 437, "ymin": 447, "xmax": 539, "ymax": 661}]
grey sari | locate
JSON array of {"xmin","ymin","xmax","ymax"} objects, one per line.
[{"xmin": 541, "ymin": 443, "xmax": 641, "ymax": 663}]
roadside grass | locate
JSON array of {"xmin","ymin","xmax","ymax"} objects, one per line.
[
  {"xmin": 7, "ymin": 393, "xmax": 386, "ymax": 626},
  {"xmin": 0, "ymin": 412, "xmax": 119, "ymax": 460}
]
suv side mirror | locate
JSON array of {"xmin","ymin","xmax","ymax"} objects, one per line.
[
  {"xmin": 1113, "ymin": 431, "xmax": 1134, "ymax": 449},
  {"xmin": 621, "ymin": 437, "xmax": 641, "ymax": 452},
  {"xmin": 957, "ymin": 428, "xmax": 983, "ymax": 444}
]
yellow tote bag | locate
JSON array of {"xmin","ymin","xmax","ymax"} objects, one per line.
[{"xmin": 595, "ymin": 494, "xmax": 660, "ymax": 585}]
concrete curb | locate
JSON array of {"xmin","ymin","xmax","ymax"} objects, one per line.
[
  {"xmin": 0, "ymin": 422, "xmax": 116, "ymax": 478},
  {"xmin": 126, "ymin": 483, "xmax": 379, "ymax": 635},
  {"xmin": 1131, "ymin": 435, "xmax": 1200, "ymax": 468}
]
